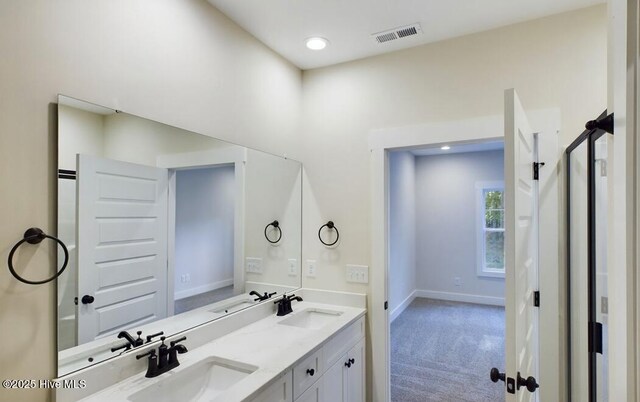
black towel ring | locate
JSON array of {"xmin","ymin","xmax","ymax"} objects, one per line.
[
  {"xmin": 7, "ymin": 227, "xmax": 70, "ymax": 285},
  {"xmin": 264, "ymin": 220, "xmax": 282, "ymax": 244},
  {"xmin": 318, "ymin": 221, "xmax": 339, "ymax": 247}
]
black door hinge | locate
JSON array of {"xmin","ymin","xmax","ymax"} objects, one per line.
[
  {"xmin": 533, "ymin": 162, "xmax": 545, "ymax": 180},
  {"xmin": 589, "ymin": 321, "xmax": 603, "ymax": 354},
  {"xmin": 533, "ymin": 291, "xmax": 540, "ymax": 307},
  {"xmin": 384, "ymin": 301, "xmax": 388, "ymax": 310}
]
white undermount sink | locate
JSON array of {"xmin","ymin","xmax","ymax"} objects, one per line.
[
  {"xmin": 278, "ymin": 308, "xmax": 343, "ymax": 330},
  {"xmin": 127, "ymin": 357, "xmax": 257, "ymax": 402}
]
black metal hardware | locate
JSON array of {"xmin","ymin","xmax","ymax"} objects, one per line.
[
  {"xmin": 250, "ymin": 290, "xmax": 277, "ymax": 302},
  {"xmin": 490, "ymin": 368, "xmax": 505, "ymax": 384},
  {"xmin": 345, "ymin": 360, "xmax": 352, "ymax": 368},
  {"xmin": 585, "ymin": 113, "xmax": 614, "ymax": 134},
  {"xmin": 264, "ymin": 220, "xmax": 282, "ymax": 244},
  {"xmin": 517, "ymin": 372, "xmax": 540, "ymax": 393},
  {"xmin": 349, "ymin": 358, "xmax": 355, "ymax": 365},
  {"xmin": 81, "ymin": 295, "xmax": 95, "ymax": 305},
  {"xmin": 7, "ymin": 227, "xmax": 70, "ymax": 285},
  {"xmin": 318, "ymin": 221, "xmax": 339, "ymax": 246},
  {"xmin": 146, "ymin": 331, "xmax": 164, "ymax": 343},
  {"xmin": 506, "ymin": 377, "xmax": 516, "ymax": 394},
  {"xmin": 274, "ymin": 294, "xmax": 303, "ymax": 316},
  {"xmin": 533, "ymin": 291, "xmax": 540, "ymax": 307},
  {"xmin": 589, "ymin": 321, "xmax": 603, "ymax": 354},
  {"xmin": 533, "ymin": 162, "xmax": 545, "ymax": 180},
  {"xmin": 118, "ymin": 330, "xmax": 144, "ymax": 348},
  {"xmin": 306, "ymin": 368, "xmax": 315, "ymax": 376},
  {"xmin": 136, "ymin": 349, "xmax": 159, "ymax": 378},
  {"xmin": 138, "ymin": 336, "xmax": 187, "ymax": 378},
  {"xmin": 384, "ymin": 301, "xmax": 388, "ymax": 310}
]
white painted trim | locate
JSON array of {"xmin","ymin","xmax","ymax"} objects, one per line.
[
  {"xmin": 390, "ymin": 291, "xmax": 417, "ymax": 322},
  {"xmin": 415, "ymin": 290, "xmax": 505, "ymax": 307},
  {"xmin": 370, "ymin": 108, "xmax": 561, "ymax": 402},
  {"xmin": 174, "ymin": 278, "xmax": 234, "ymax": 300}
]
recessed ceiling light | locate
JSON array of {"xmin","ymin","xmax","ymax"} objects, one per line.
[
  {"xmin": 441, "ymin": 145, "xmax": 451, "ymax": 150},
  {"xmin": 306, "ymin": 37, "xmax": 329, "ymax": 50}
]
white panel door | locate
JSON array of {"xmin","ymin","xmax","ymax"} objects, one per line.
[
  {"xmin": 504, "ymin": 89, "xmax": 540, "ymax": 401},
  {"xmin": 345, "ymin": 339, "xmax": 365, "ymax": 402},
  {"xmin": 323, "ymin": 357, "xmax": 346, "ymax": 402},
  {"xmin": 77, "ymin": 154, "xmax": 169, "ymax": 343}
]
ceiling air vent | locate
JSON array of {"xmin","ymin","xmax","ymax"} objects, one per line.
[{"xmin": 372, "ymin": 23, "xmax": 422, "ymax": 44}]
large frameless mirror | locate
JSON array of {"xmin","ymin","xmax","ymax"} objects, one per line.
[{"xmin": 56, "ymin": 95, "xmax": 302, "ymax": 375}]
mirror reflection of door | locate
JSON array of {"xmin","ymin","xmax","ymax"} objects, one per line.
[{"xmin": 56, "ymin": 95, "xmax": 302, "ymax": 376}]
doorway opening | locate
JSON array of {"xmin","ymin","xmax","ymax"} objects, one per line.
[
  {"xmin": 172, "ymin": 165, "xmax": 236, "ymax": 314},
  {"xmin": 388, "ymin": 141, "xmax": 506, "ymax": 401}
]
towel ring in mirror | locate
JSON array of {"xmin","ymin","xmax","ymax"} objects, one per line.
[
  {"xmin": 264, "ymin": 220, "xmax": 282, "ymax": 244},
  {"xmin": 7, "ymin": 227, "xmax": 69, "ymax": 285},
  {"xmin": 318, "ymin": 221, "xmax": 339, "ymax": 247}
]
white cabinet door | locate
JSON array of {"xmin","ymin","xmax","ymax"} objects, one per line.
[
  {"xmin": 345, "ymin": 339, "xmax": 365, "ymax": 402},
  {"xmin": 297, "ymin": 379, "xmax": 322, "ymax": 402},
  {"xmin": 250, "ymin": 371, "xmax": 293, "ymax": 402},
  {"xmin": 323, "ymin": 357, "xmax": 346, "ymax": 402}
]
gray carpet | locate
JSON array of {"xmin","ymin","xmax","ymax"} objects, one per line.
[
  {"xmin": 391, "ymin": 298, "xmax": 505, "ymax": 402},
  {"xmin": 174, "ymin": 285, "xmax": 235, "ymax": 315}
]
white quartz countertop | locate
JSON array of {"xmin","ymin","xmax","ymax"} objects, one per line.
[{"xmin": 78, "ymin": 301, "xmax": 366, "ymax": 402}]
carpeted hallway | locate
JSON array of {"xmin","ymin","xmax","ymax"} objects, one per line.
[{"xmin": 391, "ymin": 298, "xmax": 505, "ymax": 402}]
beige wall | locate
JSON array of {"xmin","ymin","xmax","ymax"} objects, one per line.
[
  {"xmin": 0, "ymin": 1, "xmax": 301, "ymax": 400},
  {"xmin": 300, "ymin": 5, "xmax": 607, "ymax": 295}
]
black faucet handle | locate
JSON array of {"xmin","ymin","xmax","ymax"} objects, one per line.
[
  {"xmin": 146, "ymin": 331, "xmax": 164, "ymax": 343},
  {"xmin": 136, "ymin": 349, "xmax": 156, "ymax": 360},
  {"xmin": 268, "ymin": 292, "xmax": 277, "ymax": 297},
  {"xmin": 160, "ymin": 336, "xmax": 166, "ymax": 345},
  {"xmin": 169, "ymin": 336, "xmax": 187, "ymax": 347}
]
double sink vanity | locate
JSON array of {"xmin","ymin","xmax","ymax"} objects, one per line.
[
  {"xmin": 55, "ymin": 290, "xmax": 366, "ymax": 402},
  {"xmin": 53, "ymin": 95, "xmax": 366, "ymax": 402}
]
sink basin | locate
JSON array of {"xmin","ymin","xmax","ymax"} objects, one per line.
[
  {"xmin": 278, "ymin": 308, "xmax": 343, "ymax": 330},
  {"xmin": 128, "ymin": 357, "xmax": 257, "ymax": 402},
  {"xmin": 209, "ymin": 300, "xmax": 255, "ymax": 315}
]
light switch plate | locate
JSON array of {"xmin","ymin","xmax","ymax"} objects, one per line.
[
  {"xmin": 306, "ymin": 260, "xmax": 317, "ymax": 277},
  {"xmin": 246, "ymin": 257, "xmax": 263, "ymax": 274},
  {"xmin": 288, "ymin": 259, "xmax": 298, "ymax": 276},
  {"xmin": 346, "ymin": 264, "xmax": 369, "ymax": 284}
]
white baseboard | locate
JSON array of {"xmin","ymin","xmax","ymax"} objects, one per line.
[
  {"xmin": 390, "ymin": 290, "xmax": 417, "ymax": 323},
  {"xmin": 174, "ymin": 278, "xmax": 233, "ymax": 300},
  {"xmin": 415, "ymin": 289, "xmax": 505, "ymax": 306}
]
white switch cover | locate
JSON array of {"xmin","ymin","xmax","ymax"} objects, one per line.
[
  {"xmin": 346, "ymin": 264, "xmax": 369, "ymax": 284},
  {"xmin": 306, "ymin": 260, "xmax": 317, "ymax": 277},
  {"xmin": 288, "ymin": 259, "xmax": 298, "ymax": 276},
  {"xmin": 246, "ymin": 257, "xmax": 263, "ymax": 274}
]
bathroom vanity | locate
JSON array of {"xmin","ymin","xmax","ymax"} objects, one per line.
[{"xmin": 54, "ymin": 289, "xmax": 366, "ymax": 402}]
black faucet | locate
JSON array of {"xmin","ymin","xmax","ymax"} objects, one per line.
[
  {"xmin": 136, "ymin": 336, "xmax": 188, "ymax": 378},
  {"xmin": 118, "ymin": 330, "xmax": 144, "ymax": 348},
  {"xmin": 274, "ymin": 294, "xmax": 303, "ymax": 316},
  {"xmin": 250, "ymin": 290, "xmax": 277, "ymax": 302}
]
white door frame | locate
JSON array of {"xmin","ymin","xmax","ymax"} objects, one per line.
[
  {"xmin": 369, "ymin": 109, "xmax": 561, "ymax": 402},
  {"xmin": 157, "ymin": 147, "xmax": 247, "ymax": 315}
]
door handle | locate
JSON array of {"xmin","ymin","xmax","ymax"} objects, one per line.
[
  {"xmin": 517, "ymin": 372, "xmax": 539, "ymax": 392},
  {"xmin": 490, "ymin": 368, "xmax": 506, "ymax": 383},
  {"xmin": 81, "ymin": 295, "xmax": 95, "ymax": 304}
]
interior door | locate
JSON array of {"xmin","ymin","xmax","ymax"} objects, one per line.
[
  {"xmin": 76, "ymin": 154, "xmax": 169, "ymax": 343},
  {"xmin": 503, "ymin": 88, "xmax": 540, "ymax": 401}
]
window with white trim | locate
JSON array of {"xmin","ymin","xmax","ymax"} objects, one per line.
[{"xmin": 476, "ymin": 181, "xmax": 505, "ymax": 278}]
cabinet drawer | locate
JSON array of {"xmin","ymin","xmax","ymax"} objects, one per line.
[
  {"xmin": 323, "ymin": 317, "xmax": 364, "ymax": 369},
  {"xmin": 293, "ymin": 348, "xmax": 323, "ymax": 400},
  {"xmin": 249, "ymin": 370, "xmax": 293, "ymax": 402}
]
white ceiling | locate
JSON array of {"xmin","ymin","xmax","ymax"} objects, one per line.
[
  {"xmin": 208, "ymin": 0, "xmax": 603, "ymax": 70},
  {"xmin": 409, "ymin": 140, "xmax": 504, "ymax": 157}
]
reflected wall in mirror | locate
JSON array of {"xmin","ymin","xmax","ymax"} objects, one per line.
[{"xmin": 57, "ymin": 95, "xmax": 302, "ymax": 375}]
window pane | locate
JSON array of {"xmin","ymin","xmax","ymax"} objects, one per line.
[
  {"xmin": 485, "ymin": 231, "xmax": 505, "ymax": 269},
  {"xmin": 484, "ymin": 190, "xmax": 504, "ymax": 209},
  {"xmin": 485, "ymin": 210, "xmax": 504, "ymax": 228}
]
